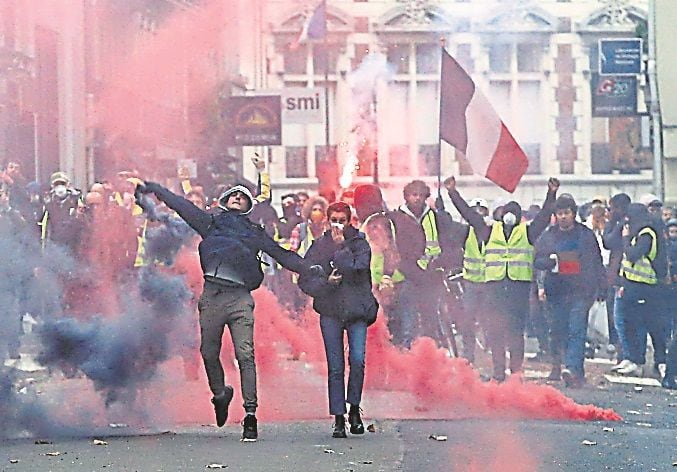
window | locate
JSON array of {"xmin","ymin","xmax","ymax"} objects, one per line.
[
  {"xmin": 285, "ymin": 146, "xmax": 308, "ymax": 178},
  {"xmin": 387, "ymin": 43, "xmax": 409, "ymax": 74},
  {"xmin": 284, "ymin": 45, "xmax": 307, "ymax": 74},
  {"xmin": 517, "ymin": 44, "xmax": 542, "ymax": 72},
  {"xmin": 388, "ymin": 145, "xmax": 411, "ymax": 176},
  {"xmin": 456, "ymin": 44, "xmax": 474, "ymax": 73},
  {"xmin": 489, "ymin": 44, "xmax": 511, "ymax": 73},
  {"xmin": 313, "ymin": 45, "xmax": 339, "ymax": 74},
  {"xmin": 485, "ymin": 42, "xmax": 545, "ymax": 174},
  {"xmin": 416, "ymin": 43, "xmax": 440, "ymax": 74},
  {"xmin": 419, "ymin": 144, "xmax": 440, "ymax": 176}
]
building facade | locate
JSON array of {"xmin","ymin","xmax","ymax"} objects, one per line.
[
  {"xmin": 246, "ymin": 0, "xmax": 655, "ymax": 207},
  {"xmin": 1, "ymin": 0, "xmax": 663, "ymax": 209}
]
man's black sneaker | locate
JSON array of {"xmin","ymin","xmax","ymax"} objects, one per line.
[
  {"xmin": 332, "ymin": 415, "xmax": 347, "ymax": 438},
  {"xmin": 241, "ymin": 414, "xmax": 258, "ymax": 442},
  {"xmin": 211, "ymin": 386, "xmax": 234, "ymax": 427},
  {"xmin": 348, "ymin": 406, "xmax": 364, "ymax": 435}
]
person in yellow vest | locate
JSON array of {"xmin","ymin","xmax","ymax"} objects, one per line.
[
  {"xmin": 354, "ymin": 184, "xmax": 426, "ymax": 349},
  {"xmin": 444, "ymin": 176, "xmax": 559, "ymax": 381},
  {"xmin": 614, "ymin": 203, "xmax": 669, "ymax": 377},
  {"xmin": 396, "ymin": 180, "xmax": 464, "ymax": 345},
  {"xmin": 454, "ymin": 197, "xmax": 491, "ymax": 363},
  {"xmin": 39, "ymin": 172, "xmax": 84, "ymax": 256}
]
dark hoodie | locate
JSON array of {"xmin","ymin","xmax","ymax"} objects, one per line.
[{"xmin": 140, "ymin": 182, "xmax": 306, "ymax": 291}]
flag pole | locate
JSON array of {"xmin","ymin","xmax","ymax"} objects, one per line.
[
  {"xmin": 322, "ymin": 0, "xmax": 331, "ymax": 171},
  {"xmin": 436, "ymin": 38, "xmax": 446, "ymax": 207}
]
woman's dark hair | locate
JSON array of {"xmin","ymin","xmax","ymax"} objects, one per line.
[{"xmin": 326, "ymin": 201, "xmax": 352, "ymax": 219}]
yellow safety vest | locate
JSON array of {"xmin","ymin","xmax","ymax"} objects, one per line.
[
  {"xmin": 297, "ymin": 223, "xmax": 316, "ymax": 257},
  {"xmin": 484, "ymin": 222, "xmax": 533, "ymax": 282},
  {"xmin": 463, "ymin": 226, "xmax": 486, "ymax": 283},
  {"xmin": 620, "ymin": 227, "xmax": 657, "ymax": 285},
  {"xmin": 417, "ymin": 210, "xmax": 442, "ymax": 270},
  {"xmin": 361, "ymin": 213, "xmax": 405, "ymax": 285},
  {"xmin": 134, "ymin": 219, "xmax": 149, "ymax": 268}
]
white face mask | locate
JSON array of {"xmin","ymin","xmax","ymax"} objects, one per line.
[
  {"xmin": 330, "ymin": 222, "xmax": 344, "ymax": 231},
  {"xmin": 502, "ymin": 212, "xmax": 517, "ymax": 226},
  {"xmin": 53, "ymin": 185, "xmax": 68, "ymax": 198}
]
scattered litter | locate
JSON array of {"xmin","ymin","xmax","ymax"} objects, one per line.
[
  {"xmin": 428, "ymin": 435, "xmax": 448, "ymax": 441},
  {"xmin": 313, "ymin": 444, "xmax": 330, "ymax": 448},
  {"xmin": 604, "ymin": 375, "xmax": 661, "ymax": 387},
  {"xmin": 602, "ymin": 427, "xmax": 614, "ymax": 432},
  {"xmin": 636, "ymin": 422, "xmax": 652, "ymax": 427},
  {"xmin": 206, "ymin": 464, "xmax": 227, "ymax": 469},
  {"xmin": 634, "ymin": 386, "xmax": 643, "ymax": 392},
  {"xmin": 92, "ymin": 439, "xmax": 108, "ymax": 446},
  {"xmin": 669, "ymin": 403, "xmax": 677, "ymax": 408},
  {"xmin": 367, "ymin": 424, "xmax": 376, "ymax": 433},
  {"xmin": 646, "ymin": 403, "xmax": 653, "ymax": 407},
  {"xmin": 361, "ymin": 460, "xmax": 373, "ymax": 464},
  {"xmin": 324, "ymin": 449, "xmax": 335, "ymax": 454},
  {"xmin": 626, "ymin": 410, "xmax": 641, "ymax": 415},
  {"xmin": 34, "ymin": 440, "xmax": 52, "ymax": 445},
  {"xmin": 109, "ymin": 423, "xmax": 128, "ymax": 428},
  {"xmin": 45, "ymin": 452, "xmax": 61, "ymax": 456},
  {"xmin": 9, "ymin": 459, "xmax": 19, "ymax": 464},
  {"xmin": 581, "ymin": 440, "xmax": 597, "ymax": 446}
]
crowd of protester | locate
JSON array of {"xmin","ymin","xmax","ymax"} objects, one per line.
[{"xmin": 1, "ymin": 158, "xmax": 676, "ymax": 438}]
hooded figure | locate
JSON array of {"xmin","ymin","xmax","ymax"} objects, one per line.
[
  {"xmin": 613, "ymin": 202, "xmax": 669, "ymax": 377},
  {"xmin": 137, "ymin": 180, "xmax": 307, "ymax": 441}
]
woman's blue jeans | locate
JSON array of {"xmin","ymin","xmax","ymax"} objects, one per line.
[{"xmin": 320, "ymin": 316, "xmax": 367, "ymax": 415}]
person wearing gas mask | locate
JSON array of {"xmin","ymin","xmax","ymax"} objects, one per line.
[
  {"xmin": 136, "ymin": 180, "xmax": 309, "ymax": 442},
  {"xmin": 297, "ymin": 202, "xmax": 378, "ymax": 438},
  {"xmin": 39, "ymin": 172, "xmax": 83, "ymax": 256},
  {"xmin": 443, "ymin": 176, "xmax": 559, "ymax": 381}
]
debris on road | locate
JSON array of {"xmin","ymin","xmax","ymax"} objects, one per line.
[
  {"xmin": 634, "ymin": 386, "xmax": 643, "ymax": 392},
  {"xmin": 626, "ymin": 410, "xmax": 641, "ymax": 415},
  {"xmin": 581, "ymin": 440, "xmax": 597, "ymax": 446},
  {"xmin": 92, "ymin": 439, "xmax": 108, "ymax": 445},
  {"xmin": 367, "ymin": 424, "xmax": 376, "ymax": 433},
  {"xmin": 34, "ymin": 439, "xmax": 52, "ymax": 445},
  {"xmin": 9, "ymin": 459, "xmax": 19, "ymax": 464},
  {"xmin": 45, "ymin": 451, "xmax": 61, "ymax": 456},
  {"xmin": 206, "ymin": 464, "xmax": 227, "ymax": 469},
  {"xmin": 602, "ymin": 427, "xmax": 614, "ymax": 432},
  {"xmin": 428, "ymin": 435, "xmax": 448, "ymax": 441},
  {"xmin": 636, "ymin": 422, "xmax": 652, "ymax": 427},
  {"xmin": 324, "ymin": 449, "xmax": 335, "ymax": 454},
  {"xmin": 361, "ymin": 460, "xmax": 373, "ymax": 464}
]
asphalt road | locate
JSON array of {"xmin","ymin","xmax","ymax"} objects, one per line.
[{"xmin": 1, "ymin": 381, "xmax": 675, "ymax": 472}]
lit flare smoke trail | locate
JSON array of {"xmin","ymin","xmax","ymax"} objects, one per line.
[{"xmin": 342, "ymin": 53, "xmax": 394, "ymax": 188}]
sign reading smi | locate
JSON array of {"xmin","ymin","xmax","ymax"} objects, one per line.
[
  {"xmin": 225, "ymin": 96, "xmax": 281, "ymax": 146},
  {"xmin": 282, "ymin": 87, "xmax": 325, "ymax": 124}
]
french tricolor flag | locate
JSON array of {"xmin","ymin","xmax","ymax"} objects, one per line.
[
  {"xmin": 439, "ymin": 49, "xmax": 529, "ymax": 193},
  {"xmin": 290, "ymin": 0, "xmax": 327, "ymax": 50}
]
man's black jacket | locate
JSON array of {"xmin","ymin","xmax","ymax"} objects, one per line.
[
  {"xmin": 143, "ymin": 183, "xmax": 306, "ymax": 291},
  {"xmin": 298, "ymin": 225, "xmax": 378, "ymax": 325}
]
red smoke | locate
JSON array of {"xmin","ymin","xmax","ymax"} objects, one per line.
[
  {"xmin": 451, "ymin": 426, "xmax": 540, "ymax": 472},
  {"xmin": 150, "ymin": 280, "xmax": 619, "ymax": 424}
]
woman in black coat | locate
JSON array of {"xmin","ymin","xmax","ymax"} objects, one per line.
[{"xmin": 298, "ymin": 202, "xmax": 378, "ymax": 438}]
